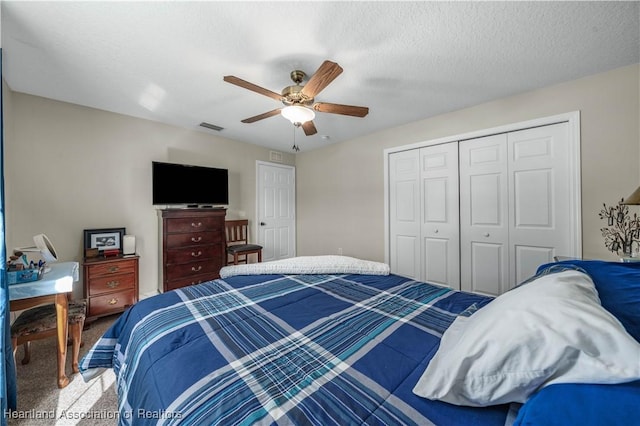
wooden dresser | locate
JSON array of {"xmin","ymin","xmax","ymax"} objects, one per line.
[
  {"xmin": 158, "ymin": 208, "xmax": 226, "ymax": 292},
  {"xmin": 83, "ymin": 255, "xmax": 139, "ymax": 322}
]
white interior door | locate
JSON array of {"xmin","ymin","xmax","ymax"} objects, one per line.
[
  {"xmin": 508, "ymin": 123, "xmax": 571, "ymax": 285},
  {"xmin": 460, "ymin": 134, "xmax": 509, "ymax": 296},
  {"xmin": 388, "ymin": 150, "xmax": 421, "ymax": 279},
  {"xmin": 420, "ymin": 143, "xmax": 460, "ymax": 288},
  {"xmin": 256, "ymin": 162, "xmax": 296, "ymax": 262}
]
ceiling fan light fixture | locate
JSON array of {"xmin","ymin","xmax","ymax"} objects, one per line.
[{"xmin": 281, "ymin": 105, "xmax": 315, "ymax": 124}]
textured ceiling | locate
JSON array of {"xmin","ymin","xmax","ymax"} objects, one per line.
[{"xmin": 2, "ymin": 1, "xmax": 639, "ymax": 153}]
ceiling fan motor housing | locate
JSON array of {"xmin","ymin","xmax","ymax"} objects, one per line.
[{"xmin": 282, "ymin": 70, "xmax": 313, "ymax": 106}]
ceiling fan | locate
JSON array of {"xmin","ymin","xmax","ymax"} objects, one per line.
[{"xmin": 223, "ymin": 60, "xmax": 369, "ymax": 137}]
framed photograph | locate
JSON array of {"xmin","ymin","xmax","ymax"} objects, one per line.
[{"xmin": 84, "ymin": 227, "xmax": 125, "ymax": 254}]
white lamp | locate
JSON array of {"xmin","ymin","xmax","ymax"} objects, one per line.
[
  {"xmin": 14, "ymin": 233, "xmax": 59, "ymax": 272},
  {"xmin": 281, "ymin": 105, "xmax": 315, "ymax": 124}
]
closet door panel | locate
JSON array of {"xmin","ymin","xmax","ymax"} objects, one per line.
[
  {"xmin": 389, "ymin": 150, "xmax": 421, "ymax": 279},
  {"xmin": 460, "ymin": 134, "xmax": 509, "ymax": 295},
  {"xmin": 469, "ymin": 242, "xmax": 505, "ymax": 296},
  {"xmin": 508, "ymin": 123, "xmax": 571, "ymax": 285},
  {"xmin": 420, "ymin": 143, "xmax": 459, "ymax": 288}
]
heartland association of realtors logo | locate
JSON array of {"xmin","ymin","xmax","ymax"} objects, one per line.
[{"xmin": 5, "ymin": 409, "xmax": 182, "ymax": 420}]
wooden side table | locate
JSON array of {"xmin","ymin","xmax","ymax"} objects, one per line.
[{"xmin": 83, "ymin": 255, "xmax": 139, "ymax": 323}]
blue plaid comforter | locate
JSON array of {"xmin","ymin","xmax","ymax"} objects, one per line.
[{"xmin": 80, "ymin": 273, "xmax": 510, "ymax": 425}]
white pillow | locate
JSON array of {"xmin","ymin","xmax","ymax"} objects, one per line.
[{"xmin": 412, "ymin": 270, "xmax": 640, "ymax": 407}]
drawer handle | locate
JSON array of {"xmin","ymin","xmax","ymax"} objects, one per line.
[
  {"xmin": 106, "ymin": 280, "xmax": 120, "ymax": 288},
  {"xmin": 191, "ymin": 280, "xmax": 203, "ymax": 285},
  {"xmin": 108, "ymin": 266, "xmax": 120, "ymax": 273},
  {"xmin": 191, "ymin": 222, "xmax": 202, "ymax": 228},
  {"xmin": 191, "ymin": 265, "xmax": 202, "ymax": 272},
  {"xmin": 191, "ymin": 236, "xmax": 202, "ymax": 243},
  {"xmin": 108, "ymin": 298, "xmax": 118, "ymax": 305},
  {"xmin": 191, "ymin": 251, "xmax": 203, "ymax": 257}
]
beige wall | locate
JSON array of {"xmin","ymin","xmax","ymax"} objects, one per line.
[
  {"xmin": 3, "ymin": 64, "xmax": 639, "ymax": 300},
  {"xmin": 3, "ymin": 92, "xmax": 294, "ymax": 297},
  {"xmin": 296, "ymin": 64, "xmax": 640, "ymax": 262}
]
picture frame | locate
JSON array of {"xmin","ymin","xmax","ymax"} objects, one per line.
[{"xmin": 83, "ymin": 227, "xmax": 126, "ymax": 255}]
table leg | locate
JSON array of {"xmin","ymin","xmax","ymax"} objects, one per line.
[{"xmin": 55, "ymin": 293, "xmax": 69, "ymax": 388}]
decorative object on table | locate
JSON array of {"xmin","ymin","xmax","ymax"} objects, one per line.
[
  {"xmin": 8, "ymin": 234, "xmax": 58, "ymax": 280},
  {"xmin": 83, "ymin": 227, "xmax": 125, "ymax": 256},
  {"xmin": 6, "ymin": 266, "xmax": 43, "ymax": 285},
  {"xmin": 12, "ymin": 234, "xmax": 56, "ymax": 262},
  {"xmin": 123, "ymin": 234, "xmax": 136, "ymax": 255},
  {"xmin": 599, "ymin": 198, "xmax": 640, "ymax": 257},
  {"xmin": 84, "ymin": 248, "xmax": 99, "ymax": 258}
]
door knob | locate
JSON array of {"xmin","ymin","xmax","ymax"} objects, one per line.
[{"xmin": 260, "ymin": 222, "xmax": 266, "ymax": 226}]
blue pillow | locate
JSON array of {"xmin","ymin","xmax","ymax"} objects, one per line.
[
  {"xmin": 514, "ymin": 380, "xmax": 640, "ymax": 426},
  {"xmin": 536, "ymin": 260, "xmax": 640, "ymax": 342}
]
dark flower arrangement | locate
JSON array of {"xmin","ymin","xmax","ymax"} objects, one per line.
[{"xmin": 599, "ymin": 198, "xmax": 640, "ymax": 256}]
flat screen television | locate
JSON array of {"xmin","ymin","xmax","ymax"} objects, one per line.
[{"xmin": 152, "ymin": 161, "xmax": 229, "ymax": 206}]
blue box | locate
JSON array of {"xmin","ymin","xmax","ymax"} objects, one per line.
[{"xmin": 7, "ymin": 267, "xmax": 43, "ymax": 285}]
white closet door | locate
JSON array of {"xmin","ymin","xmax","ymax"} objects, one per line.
[
  {"xmin": 420, "ymin": 143, "xmax": 460, "ymax": 288},
  {"xmin": 508, "ymin": 123, "xmax": 571, "ymax": 285},
  {"xmin": 460, "ymin": 134, "xmax": 509, "ymax": 296},
  {"xmin": 389, "ymin": 150, "xmax": 421, "ymax": 279}
]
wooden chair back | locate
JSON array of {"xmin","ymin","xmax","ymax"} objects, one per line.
[
  {"xmin": 225, "ymin": 220, "xmax": 263, "ymax": 265},
  {"xmin": 225, "ymin": 219, "xmax": 250, "ymax": 246}
]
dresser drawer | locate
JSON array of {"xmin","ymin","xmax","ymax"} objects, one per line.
[
  {"xmin": 87, "ymin": 273, "xmax": 136, "ymax": 296},
  {"xmin": 89, "ymin": 289, "xmax": 136, "ymax": 317},
  {"xmin": 166, "ymin": 217, "xmax": 223, "ymax": 233},
  {"xmin": 165, "ymin": 231, "xmax": 223, "ymax": 248},
  {"xmin": 165, "ymin": 260, "xmax": 221, "ymax": 281},
  {"xmin": 166, "ymin": 244, "xmax": 222, "ymax": 264},
  {"xmin": 86, "ymin": 259, "xmax": 137, "ymax": 279},
  {"xmin": 165, "ymin": 272, "xmax": 220, "ymax": 291}
]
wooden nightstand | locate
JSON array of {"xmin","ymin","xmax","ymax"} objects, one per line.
[{"xmin": 83, "ymin": 255, "xmax": 139, "ymax": 322}]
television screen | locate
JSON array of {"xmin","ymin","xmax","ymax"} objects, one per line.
[{"xmin": 152, "ymin": 161, "xmax": 229, "ymax": 206}]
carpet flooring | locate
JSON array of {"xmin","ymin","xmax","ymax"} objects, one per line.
[{"xmin": 8, "ymin": 316, "xmax": 119, "ymax": 425}]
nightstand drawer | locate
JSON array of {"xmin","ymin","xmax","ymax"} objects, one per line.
[
  {"xmin": 86, "ymin": 259, "xmax": 137, "ymax": 279},
  {"xmin": 89, "ymin": 290, "xmax": 136, "ymax": 317},
  {"xmin": 87, "ymin": 273, "xmax": 136, "ymax": 296}
]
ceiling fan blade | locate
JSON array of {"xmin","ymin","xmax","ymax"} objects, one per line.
[
  {"xmin": 223, "ymin": 76, "xmax": 283, "ymax": 101},
  {"xmin": 302, "ymin": 120, "xmax": 317, "ymax": 136},
  {"xmin": 313, "ymin": 102, "xmax": 369, "ymax": 117},
  {"xmin": 241, "ymin": 108, "xmax": 282, "ymax": 123},
  {"xmin": 301, "ymin": 61, "xmax": 343, "ymax": 98}
]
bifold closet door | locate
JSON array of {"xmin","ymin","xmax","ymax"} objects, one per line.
[
  {"xmin": 460, "ymin": 122, "xmax": 572, "ymax": 295},
  {"xmin": 420, "ymin": 143, "xmax": 460, "ymax": 288},
  {"xmin": 389, "ymin": 149, "xmax": 421, "ymax": 279},
  {"xmin": 507, "ymin": 123, "xmax": 572, "ymax": 285},
  {"xmin": 459, "ymin": 134, "xmax": 510, "ymax": 296}
]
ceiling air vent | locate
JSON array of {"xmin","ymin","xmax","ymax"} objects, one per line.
[
  {"xmin": 269, "ymin": 151, "xmax": 284, "ymax": 163},
  {"xmin": 199, "ymin": 122, "xmax": 224, "ymax": 131}
]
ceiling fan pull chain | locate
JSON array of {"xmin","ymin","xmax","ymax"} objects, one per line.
[{"xmin": 292, "ymin": 124, "xmax": 300, "ymax": 152}]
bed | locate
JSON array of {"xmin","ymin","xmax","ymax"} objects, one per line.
[{"xmin": 80, "ymin": 256, "xmax": 640, "ymax": 425}]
